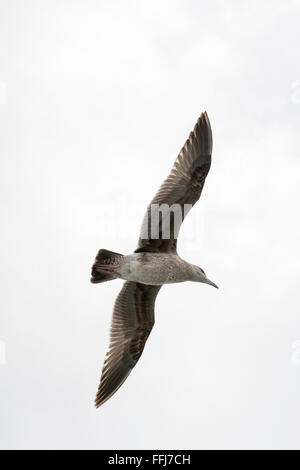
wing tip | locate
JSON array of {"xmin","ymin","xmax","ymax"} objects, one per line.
[
  {"xmin": 193, "ymin": 111, "xmax": 213, "ymax": 154},
  {"xmin": 94, "ymin": 389, "xmax": 109, "ymax": 408},
  {"xmin": 198, "ymin": 110, "xmax": 211, "ymax": 129},
  {"xmin": 94, "ymin": 397, "xmax": 103, "ymax": 408}
]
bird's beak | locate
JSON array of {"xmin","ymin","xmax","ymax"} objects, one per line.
[{"xmin": 205, "ymin": 278, "xmax": 218, "ymax": 289}]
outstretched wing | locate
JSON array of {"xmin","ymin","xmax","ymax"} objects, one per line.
[
  {"xmin": 95, "ymin": 281, "xmax": 161, "ymax": 408},
  {"xmin": 136, "ymin": 112, "xmax": 213, "ymax": 253}
]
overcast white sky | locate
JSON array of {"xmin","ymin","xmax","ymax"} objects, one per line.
[{"xmin": 1, "ymin": 0, "xmax": 300, "ymax": 450}]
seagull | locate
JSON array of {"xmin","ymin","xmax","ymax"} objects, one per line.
[{"xmin": 91, "ymin": 112, "xmax": 217, "ymax": 408}]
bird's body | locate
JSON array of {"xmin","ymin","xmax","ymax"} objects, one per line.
[
  {"xmin": 91, "ymin": 112, "xmax": 218, "ymax": 407},
  {"xmin": 114, "ymin": 253, "xmax": 204, "ymax": 285}
]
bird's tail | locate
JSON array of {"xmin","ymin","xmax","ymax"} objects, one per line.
[{"xmin": 90, "ymin": 249, "xmax": 124, "ymax": 284}]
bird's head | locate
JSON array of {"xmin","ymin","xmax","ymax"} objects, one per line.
[{"xmin": 191, "ymin": 265, "xmax": 218, "ymax": 288}]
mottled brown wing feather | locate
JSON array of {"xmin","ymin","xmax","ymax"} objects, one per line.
[
  {"xmin": 136, "ymin": 112, "xmax": 213, "ymax": 253},
  {"xmin": 94, "ymin": 281, "xmax": 161, "ymax": 408}
]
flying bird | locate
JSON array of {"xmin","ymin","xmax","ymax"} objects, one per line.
[{"xmin": 91, "ymin": 112, "xmax": 217, "ymax": 408}]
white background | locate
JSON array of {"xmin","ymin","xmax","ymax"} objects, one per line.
[{"xmin": 1, "ymin": 0, "xmax": 300, "ymax": 450}]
